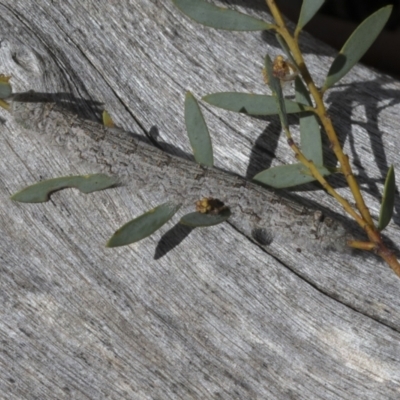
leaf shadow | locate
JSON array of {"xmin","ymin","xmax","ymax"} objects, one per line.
[
  {"xmin": 154, "ymin": 223, "xmax": 194, "ymax": 260},
  {"xmin": 245, "ymin": 116, "xmax": 282, "ymax": 179}
]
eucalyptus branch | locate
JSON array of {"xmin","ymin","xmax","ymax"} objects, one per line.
[
  {"xmin": 265, "ymin": 0, "xmax": 400, "ymax": 274},
  {"xmin": 266, "ymin": 0, "xmax": 374, "ymax": 228}
]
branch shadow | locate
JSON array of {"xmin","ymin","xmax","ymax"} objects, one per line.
[{"xmin": 324, "ymin": 77, "xmax": 400, "ymax": 226}]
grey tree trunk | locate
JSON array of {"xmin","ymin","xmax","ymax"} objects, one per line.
[{"xmin": 1, "ymin": 1, "xmax": 400, "ymax": 399}]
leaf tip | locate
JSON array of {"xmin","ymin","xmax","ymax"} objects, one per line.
[{"xmin": 102, "ymin": 110, "xmax": 115, "ymax": 127}]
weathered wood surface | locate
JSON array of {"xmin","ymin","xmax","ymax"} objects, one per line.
[{"xmin": 1, "ymin": 1, "xmax": 400, "ymax": 398}]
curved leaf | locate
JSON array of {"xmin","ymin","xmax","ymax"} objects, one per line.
[
  {"xmin": 253, "ymin": 163, "xmax": 330, "ymax": 189},
  {"xmin": 378, "ymin": 165, "xmax": 395, "ymax": 231},
  {"xmin": 202, "ymin": 92, "xmax": 309, "ymax": 115},
  {"xmin": 107, "ymin": 202, "xmax": 181, "ymax": 247},
  {"xmin": 185, "ymin": 91, "xmax": 213, "ymax": 167},
  {"xmin": 295, "ymin": 77, "xmax": 323, "ymax": 165},
  {"xmin": 323, "ymin": 6, "xmax": 392, "ymax": 91},
  {"xmin": 295, "ymin": 0, "xmax": 325, "ymax": 34},
  {"xmin": 172, "ymin": 0, "xmax": 272, "ymax": 31},
  {"xmin": 0, "ymin": 79, "xmax": 12, "ymax": 99},
  {"xmin": 265, "ymin": 54, "xmax": 288, "ymax": 130},
  {"xmin": 11, "ymin": 174, "xmax": 118, "ymax": 203},
  {"xmin": 180, "ymin": 208, "xmax": 231, "ymax": 227}
]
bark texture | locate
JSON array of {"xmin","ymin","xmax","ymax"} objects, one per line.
[{"xmin": 1, "ymin": 1, "xmax": 400, "ymax": 399}]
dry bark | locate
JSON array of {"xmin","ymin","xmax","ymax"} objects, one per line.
[{"xmin": 1, "ymin": 1, "xmax": 400, "ymax": 398}]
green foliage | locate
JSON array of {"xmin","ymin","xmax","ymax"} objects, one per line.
[
  {"xmin": 0, "ymin": 79, "xmax": 11, "ymax": 99},
  {"xmin": 185, "ymin": 91, "xmax": 213, "ymax": 167},
  {"xmin": 264, "ymin": 54, "xmax": 289, "ymax": 130},
  {"xmin": 180, "ymin": 208, "xmax": 231, "ymax": 227},
  {"xmin": 252, "ymin": 68, "xmax": 330, "ymax": 189},
  {"xmin": 295, "ymin": 77, "xmax": 323, "ymax": 166},
  {"xmin": 378, "ymin": 165, "xmax": 396, "ymax": 231},
  {"xmin": 323, "ymin": 6, "xmax": 392, "ymax": 91},
  {"xmin": 275, "ymin": 34, "xmax": 297, "ymax": 66},
  {"xmin": 253, "ymin": 163, "xmax": 330, "ymax": 189},
  {"xmin": 172, "ymin": 0, "xmax": 272, "ymax": 31},
  {"xmin": 107, "ymin": 202, "xmax": 181, "ymax": 247},
  {"xmin": 295, "ymin": 0, "xmax": 325, "ymax": 35},
  {"xmin": 11, "ymin": 174, "xmax": 118, "ymax": 203},
  {"xmin": 202, "ymin": 92, "xmax": 309, "ymax": 116},
  {"xmin": 0, "ymin": 75, "xmax": 12, "ymax": 110}
]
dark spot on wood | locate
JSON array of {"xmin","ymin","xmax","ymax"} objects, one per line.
[{"xmin": 252, "ymin": 228, "xmax": 273, "ymax": 246}]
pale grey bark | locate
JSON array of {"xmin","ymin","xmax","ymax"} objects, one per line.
[{"xmin": 1, "ymin": 1, "xmax": 400, "ymax": 399}]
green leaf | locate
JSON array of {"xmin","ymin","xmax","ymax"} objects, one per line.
[
  {"xmin": 378, "ymin": 165, "xmax": 396, "ymax": 231},
  {"xmin": 295, "ymin": 77, "xmax": 323, "ymax": 166},
  {"xmin": 180, "ymin": 208, "xmax": 231, "ymax": 227},
  {"xmin": 295, "ymin": 0, "xmax": 325, "ymax": 34},
  {"xmin": 185, "ymin": 91, "xmax": 213, "ymax": 167},
  {"xmin": 0, "ymin": 81, "xmax": 12, "ymax": 99},
  {"xmin": 253, "ymin": 163, "xmax": 330, "ymax": 189},
  {"xmin": 264, "ymin": 54, "xmax": 288, "ymax": 130},
  {"xmin": 323, "ymin": 5, "xmax": 392, "ymax": 91},
  {"xmin": 202, "ymin": 92, "xmax": 309, "ymax": 115},
  {"xmin": 10, "ymin": 174, "xmax": 118, "ymax": 203},
  {"xmin": 275, "ymin": 34, "xmax": 297, "ymax": 67},
  {"xmin": 107, "ymin": 202, "xmax": 181, "ymax": 247},
  {"xmin": 172, "ymin": 0, "xmax": 272, "ymax": 31}
]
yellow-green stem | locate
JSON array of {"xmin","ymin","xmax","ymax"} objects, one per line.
[
  {"xmin": 347, "ymin": 240, "xmax": 376, "ymax": 251},
  {"xmin": 288, "ymin": 140, "xmax": 365, "ymax": 227}
]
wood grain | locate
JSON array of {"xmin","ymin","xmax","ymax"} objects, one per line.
[{"xmin": 1, "ymin": 1, "xmax": 400, "ymax": 398}]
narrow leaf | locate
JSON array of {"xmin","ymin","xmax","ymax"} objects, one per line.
[
  {"xmin": 296, "ymin": 0, "xmax": 325, "ymax": 34},
  {"xmin": 265, "ymin": 55, "xmax": 288, "ymax": 130},
  {"xmin": 276, "ymin": 34, "xmax": 297, "ymax": 67},
  {"xmin": 11, "ymin": 174, "xmax": 118, "ymax": 203},
  {"xmin": 180, "ymin": 208, "xmax": 231, "ymax": 227},
  {"xmin": 107, "ymin": 202, "xmax": 181, "ymax": 247},
  {"xmin": 102, "ymin": 110, "xmax": 115, "ymax": 127},
  {"xmin": 323, "ymin": 6, "xmax": 392, "ymax": 91},
  {"xmin": 378, "ymin": 165, "xmax": 395, "ymax": 231},
  {"xmin": 185, "ymin": 91, "xmax": 213, "ymax": 167},
  {"xmin": 172, "ymin": 0, "xmax": 272, "ymax": 31},
  {"xmin": 0, "ymin": 76, "xmax": 12, "ymax": 99},
  {"xmin": 202, "ymin": 92, "xmax": 309, "ymax": 115},
  {"xmin": 253, "ymin": 163, "xmax": 330, "ymax": 189},
  {"xmin": 295, "ymin": 77, "xmax": 323, "ymax": 165}
]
